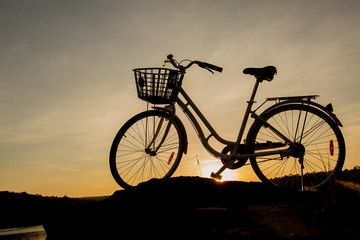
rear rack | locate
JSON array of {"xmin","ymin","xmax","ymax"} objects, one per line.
[{"xmin": 266, "ymin": 95, "xmax": 319, "ymax": 102}]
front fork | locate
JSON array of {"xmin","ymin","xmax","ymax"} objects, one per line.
[{"xmin": 145, "ymin": 104, "xmax": 175, "ymax": 155}]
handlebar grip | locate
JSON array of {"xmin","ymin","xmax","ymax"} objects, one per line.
[{"xmin": 199, "ymin": 62, "xmax": 223, "ymax": 73}]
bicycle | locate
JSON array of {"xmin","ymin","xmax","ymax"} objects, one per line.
[{"xmin": 109, "ymin": 54, "xmax": 346, "ymax": 191}]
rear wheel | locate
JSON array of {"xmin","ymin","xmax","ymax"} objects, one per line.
[
  {"xmin": 109, "ymin": 110, "xmax": 185, "ymax": 189},
  {"xmin": 247, "ymin": 104, "xmax": 345, "ymax": 190}
]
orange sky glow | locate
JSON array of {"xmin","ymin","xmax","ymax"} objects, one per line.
[{"xmin": 1, "ymin": 0, "xmax": 359, "ymax": 197}]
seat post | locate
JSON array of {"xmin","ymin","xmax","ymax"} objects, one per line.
[
  {"xmin": 211, "ymin": 80, "xmax": 260, "ymax": 180},
  {"xmin": 233, "ymin": 80, "xmax": 259, "ymax": 154}
]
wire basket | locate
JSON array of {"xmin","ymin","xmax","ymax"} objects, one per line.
[{"xmin": 133, "ymin": 68, "xmax": 183, "ymax": 104}]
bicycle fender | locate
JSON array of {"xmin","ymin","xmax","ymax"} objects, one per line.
[
  {"xmin": 260, "ymin": 100, "xmax": 343, "ymax": 127},
  {"xmin": 151, "ymin": 107, "xmax": 188, "ymax": 154},
  {"xmin": 173, "ymin": 115, "xmax": 188, "ymax": 154}
]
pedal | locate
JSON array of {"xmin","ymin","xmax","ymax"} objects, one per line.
[{"xmin": 211, "ymin": 172, "xmax": 222, "ymax": 181}]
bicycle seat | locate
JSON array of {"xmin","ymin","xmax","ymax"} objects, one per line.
[{"xmin": 243, "ymin": 66, "xmax": 277, "ymax": 82}]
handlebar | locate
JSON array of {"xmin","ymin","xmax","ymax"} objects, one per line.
[
  {"xmin": 198, "ymin": 62, "xmax": 223, "ymax": 73},
  {"xmin": 165, "ymin": 54, "xmax": 223, "ymax": 74}
]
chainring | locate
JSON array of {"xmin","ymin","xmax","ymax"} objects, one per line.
[{"xmin": 221, "ymin": 145, "xmax": 248, "ymax": 169}]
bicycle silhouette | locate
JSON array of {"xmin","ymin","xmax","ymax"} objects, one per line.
[{"xmin": 110, "ymin": 54, "xmax": 346, "ymax": 191}]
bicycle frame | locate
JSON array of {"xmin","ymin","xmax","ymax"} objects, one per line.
[
  {"xmin": 175, "ymin": 81, "xmax": 293, "ymax": 165},
  {"xmin": 145, "ymin": 55, "xmax": 339, "ymax": 180}
]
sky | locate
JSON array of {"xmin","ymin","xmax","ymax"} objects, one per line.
[{"xmin": 1, "ymin": 0, "xmax": 359, "ymax": 197}]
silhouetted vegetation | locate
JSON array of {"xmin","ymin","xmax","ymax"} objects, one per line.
[
  {"xmin": 0, "ymin": 191, "xmax": 108, "ymax": 228},
  {"xmin": 270, "ymin": 166, "xmax": 360, "ymax": 190},
  {"xmin": 340, "ymin": 166, "xmax": 360, "ymax": 183}
]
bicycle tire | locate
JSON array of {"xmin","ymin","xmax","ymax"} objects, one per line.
[
  {"xmin": 109, "ymin": 110, "xmax": 185, "ymax": 189},
  {"xmin": 247, "ymin": 104, "xmax": 345, "ymax": 190}
]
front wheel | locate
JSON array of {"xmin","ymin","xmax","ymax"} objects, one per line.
[
  {"xmin": 109, "ymin": 110, "xmax": 185, "ymax": 189},
  {"xmin": 247, "ymin": 104, "xmax": 345, "ymax": 190}
]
